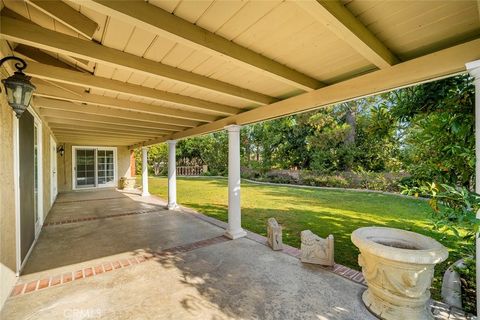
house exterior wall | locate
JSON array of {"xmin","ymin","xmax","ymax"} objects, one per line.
[
  {"xmin": 0, "ymin": 100, "xmax": 56, "ymax": 309},
  {"xmin": 0, "ymin": 88, "xmax": 17, "ymax": 310},
  {"xmin": 57, "ymin": 144, "xmax": 132, "ymax": 192}
]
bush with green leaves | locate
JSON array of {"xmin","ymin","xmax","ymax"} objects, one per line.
[{"xmin": 402, "ymin": 182, "xmax": 478, "ymax": 314}]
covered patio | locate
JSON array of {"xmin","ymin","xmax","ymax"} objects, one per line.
[
  {"xmin": 0, "ymin": 0, "xmax": 480, "ymax": 318},
  {"xmin": 0, "ymin": 189, "xmax": 457, "ymax": 320}
]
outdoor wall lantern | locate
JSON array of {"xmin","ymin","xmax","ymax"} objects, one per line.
[
  {"xmin": 0, "ymin": 56, "xmax": 36, "ymax": 118},
  {"xmin": 57, "ymin": 145, "xmax": 65, "ymax": 157}
]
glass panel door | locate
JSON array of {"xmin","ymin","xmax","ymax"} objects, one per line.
[
  {"xmin": 97, "ymin": 149, "xmax": 115, "ymax": 186},
  {"xmin": 75, "ymin": 148, "xmax": 96, "ymax": 188},
  {"xmin": 75, "ymin": 147, "xmax": 116, "ymax": 188}
]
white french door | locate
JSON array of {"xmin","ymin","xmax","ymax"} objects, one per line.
[
  {"xmin": 33, "ymin": 115, "xmax": 43, "ymax": 237},
  {"xmin": 50, "ymin": 136, "xmax": 57, "ymax": 204},
  {"xmin": 73, "ymin": 146, "xmax": 117, "ymax": 189}
]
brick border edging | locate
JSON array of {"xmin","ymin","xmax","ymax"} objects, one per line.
[
  {"xmin": 10, "ymin": 255, "xmax": 150, "ymax": 298},
  {"xmin": 55, "ymin": 196, "xmax": 128, "ymax": 204},
  {"xmin": 9, "ymin": 235, "xmax": 229, "ymax": 298},
  {"xmin": 43, "ymin": 208, "xmax": 163, "ymax": 226}
]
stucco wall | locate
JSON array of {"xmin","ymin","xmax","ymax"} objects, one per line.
[
  {"xmin": 0, "ymin": 93, "xmax": 17, "ymax": 309},
  {"xmin": 0, "ymin": 100, "xmax": 56, "ymax": 309},
  {"xmin": 57, "ymin": 144, "xmax": 132, "ymax": 192}
]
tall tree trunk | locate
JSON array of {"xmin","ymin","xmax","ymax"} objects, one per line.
[
  {"xmin": 345, "ymin": 102, "xmax": 356, "ymax": 146},
  {"xmin": 344, "ymin": 101, "xmax": 357, "ymax": 171}
]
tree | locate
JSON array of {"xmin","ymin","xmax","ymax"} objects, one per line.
[{"xmin": 392, "ymin": 75, "xmax": 475, "ymax": 188}]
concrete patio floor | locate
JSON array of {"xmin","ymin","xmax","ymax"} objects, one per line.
[{"xmin": 0, "ymin": 189, "xmax": 461, "ymax": 319}]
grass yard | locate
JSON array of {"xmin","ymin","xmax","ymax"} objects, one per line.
[{"xmin": 144, "ymin": 176, "xmax": 464, "ymax": 299}]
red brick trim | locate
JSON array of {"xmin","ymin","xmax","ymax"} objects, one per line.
[
  {"xmin": 55, "ymin": 196, "xmax": 128, "ymax": 204},
  {"xmin": 9, "ymin": 236, "xmax": 229, "ymax": 298},
  {"xmin": 9, "ymin": 254, "xmax": 151, "ymax": 298},
  {"xmin": 156, "ymin": 236, "xmax": 229, "ymax": 256},
  {"xmin": 43, "ymin": 209, "xmax": 162, "ymax": 227}
]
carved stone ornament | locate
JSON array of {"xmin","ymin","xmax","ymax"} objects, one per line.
[
  {"xmin": 267, "ymin": 218, "xmax": 283, "ymax": 250},
  {"xmin": 351, "ymin": 227, "xmax": 448, "ymax": 320},
  {"xmin": 300, "ymin": 230, "xmax": 334, "ymax": 266}
]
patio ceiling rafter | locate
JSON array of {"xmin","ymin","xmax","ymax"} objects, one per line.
[
  {"xmin": 51, "ymin": 129, "xmax": 157, "ymax": 139},
  {"xmin": 55, "ymin": 137, "xmax": 145, "ymax": 145},
  {"xmin": 293, "ymin": 0, "xmax": 399, "ymax": 69},
  {"xmin": 33, "ymin": 82, "xmax": 219, "ymax": 122},
  {"xmin": 43, "ymin": 117, "xmax": 169, "ymax": 136},
  {"xmin": 71, "ymin": 0, "xmax": 324, "ymax": 92},
  {"xmin": 38, "ymin": 108, "xmax": 185, "ymax": 132},
  {"xmin": 24, "ymin": 0, "xmax": 98, "ymax": 39},
  {"xmin": 15, "ymin": 44, "xmax": 80, "ymax": 72},
  {"xmin": 34, "ymin": 97, "xmax": 201, "ymax": 128},
  {"xmin": 132, "ymin": 38, "xmax": 480, "ymax": 148},
  {"xmin": 0, "ymin": 15, "xmax": 277, "ymax": 105},
  {"xmin": 24, "ymin": 61, "xmax": 241, "ymax": 116},
  {"xmin": 48, "ymin": 125, "xmax": 162, "ymax": 138}
]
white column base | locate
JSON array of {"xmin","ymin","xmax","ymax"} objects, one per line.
[
  {"xmin": 167, "ymin": 203, "xmax": 179, "ymax": 210},
  {"xmin": 224, "ymin": 228, "xmax": 247, "ymax": 240},
  {"xmin": 141, "ymin": 191, "xmax": 150, "ymax": 197}
]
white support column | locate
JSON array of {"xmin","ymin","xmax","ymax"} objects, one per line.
[
  {"xmin": 141, "ymin": 146, "xmax": 150, "ymax": 197},
  {"xmin": 225, "ymin": 125, "xmax": 246, "ymax": 239},
  {"xmin": 167, "ymin": 140, "xmax": 178, "ymax": 210},
  {"xmin": 466, "ymin": 59, "xmax": 480, "ymax": 317}
]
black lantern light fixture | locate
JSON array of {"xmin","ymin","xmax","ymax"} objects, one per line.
[
  {"xmin": 0, "ymin": 56, "xmax": 36, "ymax": 118},
  {"xmin": 57, "ymin": 145, "xmax": 65, "ymax": 157}
]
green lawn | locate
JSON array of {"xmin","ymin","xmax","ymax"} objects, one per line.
[{"xmin": 144, "ymin": 176, "xmax": 463, "ymax": 299}]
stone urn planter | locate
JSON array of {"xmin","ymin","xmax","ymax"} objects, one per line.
[
  {"xmin": 351, "ymin": 227, "xmax": 448, "ymax": 320},
  {"xmin": 118, "ymin": 177, "xmax": 136, "ymax": 190}
]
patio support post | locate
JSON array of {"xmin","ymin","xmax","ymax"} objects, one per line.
[
  {"xmin": 167, "ymin": 140, "xmax": 178, "ymax": 210},
  {"xmin": 467, "ymin": 59, "xmax": 480, "ymax": 317},
  {"xmin": 225, "ymin": 125, "xmax": 247, "ymax": 239},
  {"xmin": 141, "ymin": 146, "xmax": 150, "ymax": 197}
]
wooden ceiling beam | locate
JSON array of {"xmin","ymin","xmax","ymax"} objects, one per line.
[
  {"xmin": 49, "ymin": 124, "xmax": 162, "ymax": 138},
  {"xmin": 25, "ymin": 0, "xmax": 98, "ymax": 39},
  {"xmin": 52, "ymin": 129, "xmax": 156, "ymax": 139},
  {"xmin": 74, "ymin": 0, "xmax": 323, "ymax": 92},
  {"xmin": 15, "ymin": 44, "xmax": 79, "ymax": 71},
  {"xmin": 294, "ymin": 0, "xmax": 399, "ymax": 69},
  {"xmin": 55, "ymin": 136, "xmax": 142, "ymax": 145},
  {"xmin": 38, "ymin": 108, "xmax": 185, "ymax": 132},
  {"xmin": 132, "ymin": 38, "xmax": 480, "ymax": 147},
  {"xmin": 0, "ymin": 15, "xmax": 275, "ymax": 105},
  {"xmin": 34, "ymin": 97, "xmax": 200, "ymax": 127},
  {"xmin": 33, "ymin": 81, "xmax": 219, "ymax": 122},
  {"xmin": 44, "ymin": 117, "xmax": 168, "ymax": 135},
  {"xmin": 23, "ymin": 61, "xmax": 241, "ymax": 116}
]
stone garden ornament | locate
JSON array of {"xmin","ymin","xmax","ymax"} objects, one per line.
[
  {"xmin": 300, "ymin": 230, "xmax": 334, "ymax": 267},
  {"xmin": 267, "ymin": 218, "xmax": 283, "ymax": 250},
  {"xmin": 351, "ymin": 227, "xmax": 448, "ymax": 320}
]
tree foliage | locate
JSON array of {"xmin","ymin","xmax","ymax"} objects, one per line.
[{"xmin": 138, "ymin": 74, "xmax": 475, "ymax": 191}]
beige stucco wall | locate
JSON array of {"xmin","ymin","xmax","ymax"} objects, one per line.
[
  {"xmin": 0, "ymin": 100, "xmax": 56, "ymax": 309},
  {"xmin": 57, "ymin": 144, "xmax": 132, "ymax": 192},
  {"xmin": 0, "ymin": 88, "xmax": 17, "ymax": 309}
]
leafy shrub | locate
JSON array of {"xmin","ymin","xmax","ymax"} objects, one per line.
[
  {"xmin": 240, "ymin": 169, "xmax": 407, "ymax": 192},
  {"xmin": 454, "ymin": 258, "xmax": 476, "ymax": 314},
  {"xmin": 402, "ymin": 183, "xmax": 478, "ymax": 314}
]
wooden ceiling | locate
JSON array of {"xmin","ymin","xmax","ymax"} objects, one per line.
[{"xmin": 0, "ymin": 0, "xmax": 479, "ymax": 147}]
